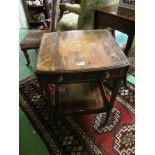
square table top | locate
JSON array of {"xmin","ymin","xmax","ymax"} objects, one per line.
[{"xmin": 36, "ymin": 30, "xmax": 130, "ymax": 73}]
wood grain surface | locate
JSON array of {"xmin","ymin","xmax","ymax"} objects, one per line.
[
  {"xmin": 36, "ymin": 30, "xmax": 130, "ymax": 72},
  {"xmin": 96, "ymin": 4, "xmax": 135, "ymax": 21},
  {"xmin": 57, "ymin": 82, "xmax": 107, "ymax": 113}
]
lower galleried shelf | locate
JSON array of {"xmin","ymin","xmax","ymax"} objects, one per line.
[{"xmin": 47, "ymin": 82, "xmax": 110, "ymax": 115}]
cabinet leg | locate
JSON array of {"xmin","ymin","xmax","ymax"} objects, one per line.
[{"xmin": 23, "ymin": 49, "xmax": 30, "ymax": 66}]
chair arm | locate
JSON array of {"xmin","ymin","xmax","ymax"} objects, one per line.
[
  {"xmin": 50, "ymin": 0, "xmax": 80, "ymax": 32},
  {"xmin": 50, "ymin": 0, "xmax": 61, "ymax": 32},
  {"xmin": 60, "ymin": 3, "xmax": 81, "ymax": 15}
]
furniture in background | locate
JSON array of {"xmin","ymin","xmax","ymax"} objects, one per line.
[
  {"xmin": 94, "ymin": 4, "xmax": 135, "ymax": 85},
  {"xmin": 20, "ymin": 0, "xmax": 119, "ymax": 66},
  {"xmin": 22, "ymin": 0, "xmax": 50, "ymax": 28},
  {"xmin": 35, "ymin": 30, "xmax": 130, "ymax": 126},
  {"xmin": 55, "ymin": 0, "xmax": 118, "ymax": 31},
  {"xmin": 20, "ymin": 29, "xmax": 48, "ymax": 65},
  {"xmin": 68, "ymin": 0, "xmax": 81, "ymax": 4},
  {"xmin": 94, "ymin": 4, "xmax": 135, "ymax": 56},
  {"xmin": 119, "ymin": 0, "xmax": 135, "ymax": 10},
  {"xmin": 20, "ymin": 0, "xmax": 79, "ymax": 65}
]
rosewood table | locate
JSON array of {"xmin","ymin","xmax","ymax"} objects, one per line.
[
  {"xmin": 94, "ymin": 4, "xmax": 135, "ymax": 56},
  {"xmin": 35, "ymin": 30, "xmax": 130, "ymax": 126}
]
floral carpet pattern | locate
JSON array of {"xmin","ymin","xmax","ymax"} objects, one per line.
[{"xmin": 19, "ymin": 76, "xmax": 135, "ymax": 155}]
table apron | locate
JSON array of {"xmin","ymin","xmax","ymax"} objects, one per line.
[{"xmin": 35, "ymin": 69, "xmax": 126, "ymax": 84}]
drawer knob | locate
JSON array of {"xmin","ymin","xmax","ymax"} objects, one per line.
[
  {"xmin": 105, "ymin": 72, "xmax": 110, "ymax": 78},
  {"xmin": 57, "ymin": 75, "xmax": 63, "ymax": 82}
]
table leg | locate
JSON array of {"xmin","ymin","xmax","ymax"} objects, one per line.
[
  {"xmin": 124, "ymin": 33, "xmax": 134, "ymax": 85},
  {"xmin": 22, "ymin": 49, "xmax": 30, "ymax": 66},
  {"xmin": 35, "ymin": 73, "xmax": 44, "ymax": 94},
  {"xmin": 44, "ymin": 83, "xmax": 52, "ymax": 105},
  {"xmin": 122, "ymin": 66, "xmax": 129, "ymax": 86},
  {"xmin": 104, "ymin": 78, "xmax": 122, "ymax": 126},
  {"xmin": 53, "ymin": 84, "xmax": 60, "ymax": 118},
  {"xmin": 35, "ymin": 73, "xmax": 51, "ymax": 105},
  {"xmin": 111, "ymin": 29, "xmax": 115, "ymax": 39},
  {"xmin": 124, "ymin": 33, "xmax": 135, "ymax": 56},
  {"xmin": 54, "ymin": 84, "xmax": 59, "ymax": 109}
]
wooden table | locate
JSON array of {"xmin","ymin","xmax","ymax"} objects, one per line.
[
  {"xmin": 94, "ymin": 4, "xmax": 135, "ymax": 56},
  {"xmin": 35, "ymin": 30, "xmax": 130, "ymax": 126}
]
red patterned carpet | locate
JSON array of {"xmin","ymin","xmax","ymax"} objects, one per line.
[{"xmin": 19, "ymin": 76, "xmax": 135, "ymax": 155}]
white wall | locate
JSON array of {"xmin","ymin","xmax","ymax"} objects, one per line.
[{"xmin": 19, "ymin": 0, "xmax": 29, "ymax": 28}]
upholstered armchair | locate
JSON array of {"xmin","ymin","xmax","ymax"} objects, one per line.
[{"xmin": 54, "ymin": 0, "xmax": 119, "ymax": 31}]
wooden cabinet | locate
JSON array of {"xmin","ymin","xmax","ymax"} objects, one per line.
[{"xmin": 22, "ymin": 0, "xmax": 50, "ymax": 28}]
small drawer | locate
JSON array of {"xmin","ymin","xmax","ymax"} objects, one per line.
[
  {"xmin": 39, "ymin": 69, "xmax": 121, "ymax": 84},
  {"xmin": 56, "ymin": 69, "xmax": 120, "ymax": 83}
]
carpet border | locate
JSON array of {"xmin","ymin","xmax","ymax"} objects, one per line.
[
  {"xmin": 19, "ymin": 95, "xmax": 63, "ymax": 155},
  {"xmin": 19, "ymin": 101, "xmax": 55, "ymax": 155},
  {"xmin": 20, "ymin": 76, "xmax": 62, "ymax": 155}
]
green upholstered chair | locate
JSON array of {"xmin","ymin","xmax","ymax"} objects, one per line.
[{"xmin": 52, "ymin": 0, "xmax": 119, "ymax": 31}]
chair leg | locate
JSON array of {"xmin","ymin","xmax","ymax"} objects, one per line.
[{"xmin": 22, "ymin": 49, "xmax": 30, "ymax": 66}]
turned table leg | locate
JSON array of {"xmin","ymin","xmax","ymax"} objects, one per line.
[{"xmin": 22, "ymin": 49, "xmax": 30, "ymax": 66}]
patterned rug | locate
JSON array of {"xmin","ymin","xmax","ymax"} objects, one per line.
[{"xmin": 19, "ymin": 76, "xmax": 135, "ymax": 155}]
